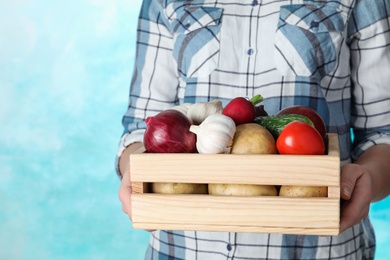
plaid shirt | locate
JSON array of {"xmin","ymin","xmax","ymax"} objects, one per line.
[{"xmin": 117, "ymin": 0, "xmax": 390, "ymax": 259}]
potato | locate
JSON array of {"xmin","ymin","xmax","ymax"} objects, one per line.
[
  {"xmin": 231, "ymin": 123, "xmax": 276, "ymax": 154},
  {"xmin": 208, "ymin": 183, "xmax": 278, "ymax": 196},
  {"xmin": 222, "ymin": 124, "xmax": 277, "ymax": 196},
  {"xmin": 279, "ymin": 185, "xmax": 328, "ymax": 197},
  {"xmin": 152, "ymin": 182, "xmax": 208, "ymax": 194}
]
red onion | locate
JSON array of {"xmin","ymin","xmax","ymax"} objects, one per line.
[{"xmin": 144, "ymin": 109, "xmax": 197, "ymax": 153}]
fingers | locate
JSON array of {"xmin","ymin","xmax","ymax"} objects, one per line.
[
  {"xmin": 339, "ymin": 164, "xmax": 372, "ymax": 233},
  {"xmin": 118, "ymin": 169, "xmax": 133, "ymax": 220},
  {"xmin": 340, "ymin": 164, "xmax": 359, "ymax": 200},
  {"xmin": 118, "ymin": 169, "xmax": 155, "ymax": 233}
]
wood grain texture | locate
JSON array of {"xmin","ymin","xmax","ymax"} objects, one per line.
[
  {"xmin": 130, "ymin": 134, "xmax": 341, "ymax": 235},
  {"xmin": 130, "ymin": 134, "xmax": 340, "ymax": 186},
  {"xmin": 132, "ymin": 194, "xmax": 340, "ymax": 235}
]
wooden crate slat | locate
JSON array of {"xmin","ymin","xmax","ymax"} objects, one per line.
[
  {"xmin": 132, "ymin": 194, "xmax": 339, "ymax": 231},
  {"xmin": 131, "ymin": 154, "xmax": 339, "ymax": 186},
  {"xmin": 327, "ymin": 186, "xmax": 340, "ymax": 199},
  {"xmin": 132, "ymin": 223, "xmax": 339, "ymax": 236},
  {"xmin": 130, "ymin": 135, "xmax": 339, "ymax": 186}
]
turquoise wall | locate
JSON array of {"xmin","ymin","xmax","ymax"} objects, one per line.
[
  {"xmin": 0, "ymin": 1, "xmax": 388, "ymax": 259},
  {"xmin": 0, "ymin": 1, "xmax": 149, "ymax": 259}
]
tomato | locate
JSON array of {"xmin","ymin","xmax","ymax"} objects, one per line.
[
  {"xmin": 276, "ymin": 105, "xmax": 327, "ymax": 140},
  {"xmin": 276, "ymin": 121, "xmax": 325, "ymax": 155}
]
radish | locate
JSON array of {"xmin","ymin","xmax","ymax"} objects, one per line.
[{"xmin": 222, "ymin": 94, "xmax": 263, "ymax": 125}]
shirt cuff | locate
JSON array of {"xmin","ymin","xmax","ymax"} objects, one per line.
[
  {"xmin": 351, "ymin": 129, "xmax": 390, "ymax": 161},
  {"xmin": 115, "ymin": 130, "xmax": 145, "ymax": 178}
]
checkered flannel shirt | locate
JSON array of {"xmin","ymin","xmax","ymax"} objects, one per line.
[{"xmin": 117, "ymin": 0, "xmax": 390, "ymax": 259}]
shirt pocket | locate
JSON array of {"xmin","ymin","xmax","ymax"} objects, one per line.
[
  {"xmin": 165, "ymin": 3, "xmax": 223, "ymax": 79},
  {"xmin": 274, "ymin": 4, "xmax": 348, "ymax": 79}
]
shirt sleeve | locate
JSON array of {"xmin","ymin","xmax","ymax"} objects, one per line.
[
  {"xmin": 115, "ymin": 0, "xmax": 179, "ymax": 177},
  {"xmin": 348, "ymin": 0, "xmax": 390, "ymax": 160}
]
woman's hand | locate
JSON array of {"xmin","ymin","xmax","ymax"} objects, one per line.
[
  {"xmin": 118, "ymin": 169, "xmax": 133, "ymax": 221},
  {"xmin": 339, "ymin": 163, "xmax": 373, "ymax": 233},
  {"xmin": 340, "ymin": 144, "xmax": 390, "ymax": 233},
  {"xmin": 118, "ymin": 142, "xmax": 145, "ymax": 221}
]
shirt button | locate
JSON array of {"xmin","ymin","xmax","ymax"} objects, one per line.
[
  {"xmin": 227, "ymin": 243, "xmax": 232, "ymax": 251},
  {"xmin": 252, "ymin": 0, "xmax": 259, "ymax": 6},
  {"xmin": 247, "ymin": 48, "xmax": 254, "ymax": 55},
  {"xmin": 184, "ymin": 23, "xmax": 191, "ymax": 30}
]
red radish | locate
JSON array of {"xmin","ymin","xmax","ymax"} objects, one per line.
[
  {"xmin": 143, "ymin": 109, "xmax": 197, "ymax": 153},
  {"xmin": 276, "ymin": 105, "xmax": 327, "ymax": 139},
  {"xmin": 222, "ymin": 94, "xmax": 263, "ymax": 125}
]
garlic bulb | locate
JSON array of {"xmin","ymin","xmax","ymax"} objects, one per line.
[
  {"xmin": 186, "ymin": 100, "xmax": 223, "ymax": 125},
  {"xmin": 169, "ymin": 103, "xmax": 193, "ymax": 117},
  {"xmin": 189, "ymin": 114, "xmax": 236, "ymax": 154}
]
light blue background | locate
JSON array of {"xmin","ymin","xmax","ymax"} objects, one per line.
[{"xmin": 0, "ymin": 1, "xmax": 389, "ymax": 259}]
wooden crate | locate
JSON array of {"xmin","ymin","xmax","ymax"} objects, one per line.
[{"xmin": 130, "ymin": 133, "xmax": 340, "ymax": 236}]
